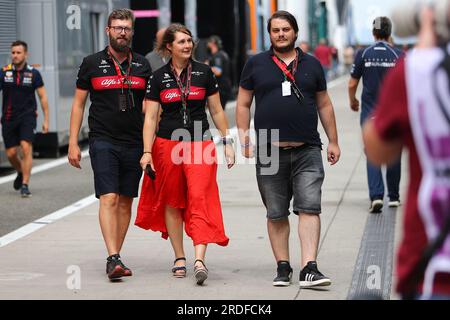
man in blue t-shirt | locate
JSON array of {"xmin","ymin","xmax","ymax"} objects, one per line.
[
  {"xmin": 237, "ymin": 10, "xmax": 340, "ymax": 289},
  {"xmin": 348, "ymin": 17, "xmax": 403, "ymax": 213},
  {"xmin": 0, "ymin": 40, "xmax": 49, "ymax": 197}
]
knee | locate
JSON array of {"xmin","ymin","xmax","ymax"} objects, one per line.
[
  {"xmin": 100, "ymin": 194, "xmax": 120, "ymax": 208},
  {"xmin": 6, "ymin": 148, "xmax": 18, "ymax": 159},
  {"xmin": 20, "ymin": 142, "xmax": 32, "ymax": 155}
]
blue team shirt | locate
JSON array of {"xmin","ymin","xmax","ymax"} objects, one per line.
[
  {"xmin": 351, "ymin": 41, "xmax": 403, "ymax": 115},
  {"xmin": 0, "ymin": 63, "xmax": 44, "ymax": 123}
]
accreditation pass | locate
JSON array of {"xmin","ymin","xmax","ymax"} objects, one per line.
[{"xmin": 282, "ymin": 80, "xmax": 291, "ymax": 97}]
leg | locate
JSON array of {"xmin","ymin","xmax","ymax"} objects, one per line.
[
  {"xmin": 387, "ymin": 158, "xmax": 401, "ymax": 201},
  {"xmin": 165, "ymin": 205, "xmax": 186, "ymax": 275},
  {"xmin": 267, "ymin": 219, "xmax": 290, "ymax": 262},
  {"xmin": 99, "ymin": 193, "xmax": 120, "ymax": 256},
  {"xmin": 20, "ymin": 140, "xmax": 33, "ymax": 185},
  {"xmin": 116, "ymin": 195, "xmax": 133, "ymax": 253},
  {"xmin": 298, "ymin": 213, "xmax": 321, "ymax": 267},
  {"xmin": 5, "ymin": 146, "xmax": 21, "ymax": 172},
  {"xmin": 194, "ymin": 243, "xmax": 208, "ymax": 285},
  {"xmin": 366, "ymin": 159, "xmax": 384, "ymax": 201}
]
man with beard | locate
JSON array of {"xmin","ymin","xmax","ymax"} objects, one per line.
[
  {"xmin": 236, "ymin": 11, "xmax": 340, "ymax": 288},
  {"xmin": 0, "ymin": 40, "xmax": 50, "ymax": 197},
  {"xmin": 68, "ymin": 9, "xmax": 152, "ymax": 281}
]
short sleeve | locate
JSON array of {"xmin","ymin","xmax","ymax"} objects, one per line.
[
  {"xmin": 206, "ymin": 67, "xmax": 219, "ymax": 96},
  {"xmin": 239, "ymin": 57, "xmax": 254, "ymax": 90},
  {"xmin": 76, "ymin": 58, "xmax": 90, "ymax": 90},
  {"xmin": 212, "ymin": 55, "xmax": 223, "ymax": 71},
  {"xmin": 373, "ymin": 58, "xmax": 409, "ymax": 141},
  {"xmin": 33, "ymin": 70, "xmax": 44, "ymax": 89},
  {"xmin": 315, "ymin": 60, "xmax": 327, "ymax": 92},
  {"xmin": 351, "ymin": 49, "xmax": 364, "ymax": 79},
  {"xmin": 145, "ymin": 74, "xmax": 161, "ymax": 101}
]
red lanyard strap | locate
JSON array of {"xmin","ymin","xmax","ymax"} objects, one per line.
[
  {"xmin": 271, "ymin": 51, "xmax": 299, "ymax": 83},
  {"xmin": 109, "ymin": 48, "xmax": 133, "ymax": 91},
  {"xmin": 171, "ymin": 62, "xmax": 192, "ymax": 108}
]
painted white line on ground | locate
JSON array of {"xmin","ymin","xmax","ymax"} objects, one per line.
[
  {"xmin": 0, "ymin": 150, "xmax": 90, "ymax": 186},
  {"xmin": 0, "ymin": 194, "xmax": 97, "ymax": 248}
]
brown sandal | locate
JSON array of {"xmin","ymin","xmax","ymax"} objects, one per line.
[{"xmin": 194, "ymin": 259, "xmax": 208, "ymax": 285}]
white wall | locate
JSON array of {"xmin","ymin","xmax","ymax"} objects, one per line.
[{"xmin": 277, "ymin": 0, "xmax": 309, "ymax": 44}]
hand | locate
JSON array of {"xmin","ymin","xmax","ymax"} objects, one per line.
[
  {"xmin": 241, "ymin": 144, "xmax": 255, "ymax": 159},
  {"xmin": 42, "ymin": 120, "xmax": 49, "ymax": 134},
  {"xmin": 350, "ymin": 98, "xmax": 360, "ymax": 112},
  {"xmin": 140, "ymin": 153, "xmax": 155, "ymax": 172},
  {"xmin": 327, "ymin": 142, "xmax": 341, "ymax": 166},
  {"xmin": 224, "ymin": 144, "xmax": 235, "ymax": 169},
  {"xmin": 68, "ymin": 144, "xmax": 82, "ymax": 169}
]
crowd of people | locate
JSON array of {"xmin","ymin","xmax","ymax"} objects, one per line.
[{"xmin": 1, "ymin": 6, "xmax": 449, "ymax": 299}]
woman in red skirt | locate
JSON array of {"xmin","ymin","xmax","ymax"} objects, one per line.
[{"xmin": 136, "ymin": 24, "xmax": 235, "ymax": 285}]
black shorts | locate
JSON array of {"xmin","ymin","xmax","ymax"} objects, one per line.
[
  {"xmin": 89, "ymin": 139, "xmax": 143, "ymax": 199},
  {"xmin": 1, "ymin": 115, "xmax": 36, "ymax": 149},
  {"xmin": 256, "ymin": 144, "xmax": 325, "ymax": 220}
]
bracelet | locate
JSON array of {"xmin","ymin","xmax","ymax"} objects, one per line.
[
  {"xmin": 241, "ymin": 143, "xmax": 251, "ymax": 148},
  {"xmin": 143, "ymin": 151, "xmax": 152, "ymax": 154}
]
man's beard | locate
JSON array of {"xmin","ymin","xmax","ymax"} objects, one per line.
[
  {"xmin": 272, "ymin": 39, "xmax": 296, "ymax": 53},
  {"xmin": 110, "ymin": 35, "xmax": 131, "ymax": 53}
]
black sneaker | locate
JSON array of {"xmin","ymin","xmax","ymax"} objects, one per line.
[
  {"xmin": 106, "ymin": 254, "xmax": 127, "ymax": 280},
  {"xmin": 13, "ymin": 172, "xmax": 23, "ymax": 190},
  {"xmin": 299, "ymin": 261, "xmax": 331, "ymax": 288},
  {"xmin": 369, "ymin": 199, "xmax": 383, "ymax": 214},
  {"xmin": 20, "ymin": 184, "xmax": 32, "ymax": 198},
  {"xmin": 273, "ymin": 261, "xmax": 293, "ymax": 287}
]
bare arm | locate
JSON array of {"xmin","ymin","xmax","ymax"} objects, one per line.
[
  {"xmin": 348, "ymin": 77, "xmax": 360, "ymax": 112},
  {"xmin": 316, "ymin": 90, "xmax": 341, "ymax": 165},
  {"xmin": 362, "ymin": 120, "xmax": 403, "ymax": 165},
  {"xmin": 68, "ymin": 89, "xmax": 88, "ymax": 169},
  {"xmin": 36, "ymin": 86, "xmax": 50, "ymax": 133},
  {"xmin": 207, "ymin": 92, "xmax": 235, "ymax": 168},
  {"xmin": 235, "ymin": 87, "xmax": 254, "ymax": 158},
  {"xmin": 139, "ymin": 99, "xmax": 160, "ymax": 172}
]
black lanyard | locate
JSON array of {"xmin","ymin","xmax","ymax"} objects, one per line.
[
  {"xmin": 109, "ymin": 48, "xmax": 132, "ymax": 93},
  {"xmin": 171, "ymin": 62, "xmax": 192, "ymax": 128}
]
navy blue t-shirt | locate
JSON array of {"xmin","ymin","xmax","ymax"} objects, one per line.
[
  {"xmin": 240, "ymin": 48, "xmax": 326, "ymax": 146},
  {"xmin": 351, "ymin": 41, "xmax": 403, "ymax": 116},
  {"xmin": 0, "ymin": 63, "xmax": 44, "ymax": 123}
]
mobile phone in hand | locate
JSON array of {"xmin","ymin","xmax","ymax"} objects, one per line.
[{"xmin": 145, "ymin": 164, "xmax": 156, "ymax": 180}]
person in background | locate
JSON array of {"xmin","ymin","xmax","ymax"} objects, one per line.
[
  {"xmin": 0, "ymin": 40, "xmax": 49, "ymax": 198},
  {"xmin": 146, "ymin": 27, "xmax": 168, "ymax": 72}
]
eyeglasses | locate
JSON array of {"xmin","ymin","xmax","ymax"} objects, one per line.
[{"xmin": 109, "ymin": 26, "xmax": 133, "ymax": 34}]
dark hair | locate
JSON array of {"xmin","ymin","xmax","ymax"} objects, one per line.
[
  {"xmin": 208, "ymin": 35, "xmax": 223, "ymax": 50},
  {"xmin": 158, "ymin": 23, "xmax": 193, "ymax": 54},
  {"xmin": 11, "ymin": 40, "xmax": 28, "ymax": 52},
  {"xmin": 267, "ymin": 10, "xmax": 299, "ymax": 34},
  {"xmin": 108, "ymin": 8, "xmax": 135, "ymax": 28},
  {"xmin": 372, "ymin": 17, "xmax": 392, "ymax": 40}
]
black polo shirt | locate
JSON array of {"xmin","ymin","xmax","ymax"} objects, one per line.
[
  {"xmin": 240, "ymin": 48, "xmax": 326, "ymax": 146},
  {"xmin": 76, "ymin": 47, "xmax": 152, "ymax": 146},
  {"xmin": 145, "ymin": 60, "xmax": 219, "ymax": 141},
  {"xmin": 0, "ymin": 63, "xmax": 43, "ymax": 123}
]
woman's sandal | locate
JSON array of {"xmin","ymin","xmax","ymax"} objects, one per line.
[
  {"xmin": 194, "ymin": 259, "xmax": 208, "ymax": 285},
  {"xmin": 172, "ymin": 257, "xmax": 187, "ymax": 278}
]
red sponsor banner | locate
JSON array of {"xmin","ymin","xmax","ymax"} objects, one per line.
[
  {"xmin": 160, "ymin": 86, "xmax": 206, "ymax": 104},
  {"xmin": 91, "ymin": 76, "xmax": 146, "ymax": 90}
]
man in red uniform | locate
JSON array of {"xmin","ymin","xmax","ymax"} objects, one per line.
[{"xmin": 363, "ymin": 8, "xmax": 450, "ymax": 299}]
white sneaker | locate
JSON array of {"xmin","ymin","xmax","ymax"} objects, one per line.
[
  {"xmin": 369, "ymin": 199, "xmax": 383, "ymax": 214},
  {"xmin": 388, "ymin": 200, "xmax": 401, "ymax": 208}
]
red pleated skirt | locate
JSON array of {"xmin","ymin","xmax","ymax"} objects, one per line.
[{"xmin": 135, "ymin": 137, "xmax": 229, "ymax": 246}]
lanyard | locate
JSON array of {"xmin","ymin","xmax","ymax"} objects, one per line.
[
  {"xmin": 171, "ymin": 61, "xmax": 192, "ymax": 127},
  {"xmin": 271, "ymin": 50, "xmax": 299, "ymax": 82},
  {"xmin": 109, "ymin": 48, "xmax": 132, "ymax": 92}
]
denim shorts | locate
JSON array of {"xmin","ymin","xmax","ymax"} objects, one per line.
[
  {"xmin": 89, "ymin": 139, "xmax": 143, "ymax": 199},
  {"xmin": 256, "ymin": 144, "xmax": 325, "ymax": 220}
]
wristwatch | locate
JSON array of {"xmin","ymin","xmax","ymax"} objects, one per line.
[{"xmin": 221, "ymin": 136, "xmax": 234, "ymax": 145}]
